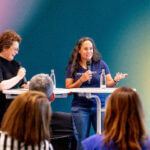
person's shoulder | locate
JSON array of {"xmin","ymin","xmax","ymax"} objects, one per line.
[
  {"xmin": 67, "ymin": 63, "xmax": 72, "ymax": 68},
  {"xmin": 140, "ymin": 136, "xmax": 150, "ymax": 149},
  {"xmin": 93, "ymin": 60, "xmax": 108, "ymax": 69},
  {"xmin": 93, "ymin": 59, "xmax": 106, "ymax": 65},
  {"xmin": 82, "ymin": 134, "xmax": 104, "ymax": 149},
  {"xmin": 91, "ymin": 134, "xmax": 104, "ymax": 142},
  {"xmin": 146, "ymin": 136, "xmax": 150, "ymax": 145},
  {"xmin": 11, "ymin": 60, "xmax": 19, "ymax": 65},
  {"xmin": 99, "ymin": 59, "xmax": 107, "ymax": 65},
  {"xmin": 0, "ymin": 57, "xmax": 5, "ymax": 66},
  {"xmin": 66, "ymin": 63, "xmax": 72, "ymax": 72}
]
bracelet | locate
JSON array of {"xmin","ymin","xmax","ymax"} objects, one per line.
[{"xmin": 113, "ymin": 79, "xmax": 118, "ymax": 83}]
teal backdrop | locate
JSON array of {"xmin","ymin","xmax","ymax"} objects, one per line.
[{"xmin": 0, "ymin": 0, "xmax": 150, "ymax": 133}]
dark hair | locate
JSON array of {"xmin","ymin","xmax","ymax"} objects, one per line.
[
  {"xmin": 29, "ymin": 73, "xmax": 53, "ymax": 100},
  {"xmin": 103, "ymin": 86, "xmax": 147, "ymax": 150},
  {"xmin": 0, "ymin": 30, "xmax": 22, "ymax": 52},
  {"xmin": 66, "ymin": 37, "xmax": 101, "ymax": 77},
  {"xmin": 1, "ymin": 91, "xmax": 51, "ymax": 145}
]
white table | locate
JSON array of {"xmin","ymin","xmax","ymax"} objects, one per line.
[
  {"xmin": 2, "ymin": 88, "xmax": 70, "ymax": 99},
  {"xmin": 69, "ymin": 88, "xmax": 117, "ymax": 133},
  {"xmin": 3, "ymin": 87, "xmax": 117, "ymax": 133}
]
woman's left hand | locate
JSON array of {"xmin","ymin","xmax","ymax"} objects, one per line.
[{"xmin": 114, "ymin": 73, "xmax": 128, "ymax": 82}]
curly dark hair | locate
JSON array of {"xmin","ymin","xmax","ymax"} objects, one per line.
[
  {"xmin": 0, "ymin": 30, "xmax": 22, "ymax": 52},
  {"xmin": 66, "ymin": 37, "xmax": 101, "ymax": 77}
]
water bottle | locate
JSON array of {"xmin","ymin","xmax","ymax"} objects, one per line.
[
  {"xmin": 50, "ymin": 69, "xmax": 56, "ymax": 89},
  {"xmin": 100, "ymin": 69, "xmax": 106, "ymax": 89}
]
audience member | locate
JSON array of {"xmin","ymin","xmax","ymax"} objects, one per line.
[
  {"xmin": 29, "ymin": 73, "xmax": 54, "ymax": 101},
  {"xmin": 0, "ymin": 91, "xmax": 53, "ymax": 150},
  {"xmin": 82, "ymin": 86, "xmax": 150, "ymax": 150},
  {"xmin": 29, "ymin": 73, "xmax": 76, "ymax": 150}
]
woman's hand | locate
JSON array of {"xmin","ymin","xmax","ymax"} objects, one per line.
[
  {"xmin": 17, "ymin": 67, "xmax": 26, "ymax": 80},
  {"xmin": 65, "ymin": 70, "xmax": 92, "ymax": 89},
  {"xmin": 114, "ymin": 73, "xmax": 128, "ymax": 82},
  {"xmin": 106, "ymin": 73, "xmax": 128, "ymax": 87},
  {"xmin": 80, "ymin": 70, "xmax": 92, "ymax": 83}
]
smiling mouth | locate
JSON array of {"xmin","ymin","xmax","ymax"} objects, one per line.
[{"xmin": 86, "ymin": 55, "xmax": 92, "ymax": 57}]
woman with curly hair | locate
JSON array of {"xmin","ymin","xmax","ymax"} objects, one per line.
[{"xmin": 0, "ymin": 30, "xmax": 28, "ymax": 124}]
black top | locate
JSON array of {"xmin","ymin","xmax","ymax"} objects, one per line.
[{"xmin": 0, "ymin": 56, "xmax": 25, "ymax": 101}]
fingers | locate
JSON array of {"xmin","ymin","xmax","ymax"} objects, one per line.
[
  {"xmin": 86, "ymin": 70, "xmax": 92, "ymax": 79},
  {"xmin": 17, "ymin": 67, "xmax": 26, "ymax": 79},
  {"xmin": 87, "ymin": 70, "xmax": 92, "ymax": 78},
  {"xmin": 114, "ymin": 72, "xmax": 128, "ymax": 82},
  {"xmin": 81, "ymin": 70, "xmax": 92, "ymax": 82}
]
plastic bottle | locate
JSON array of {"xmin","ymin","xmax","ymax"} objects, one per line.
[
  {"xmin": 50, "ymin": 69, "xmax": 56, "ymax": 89},
  {"xmin": 100, "ymin": 69, "xmax": 106, "ymax": 89}
]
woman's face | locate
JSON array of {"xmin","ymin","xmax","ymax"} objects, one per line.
[
  {"xmin": 3, "ymin": 41, "xmax": 19, "ymax": 61},
  {"xmin": 79, "ymin": 40, "xmax": 93, "ymax": 62}
]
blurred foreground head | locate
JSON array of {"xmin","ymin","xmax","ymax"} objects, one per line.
[
  {"xmin": 29, "ymin": 73, "xmax": 53, "ymax": 100},
  {"xmin": 1, "ymin": 91, "xmax": 51, "ymax": 145},
  {"xmin": 104, "ymin": 86, "xmax": 147, "ymax": 150}
]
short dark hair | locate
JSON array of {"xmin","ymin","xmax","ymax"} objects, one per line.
[{"xmin": 0, "ymin": 30, "xmax": 22, "ymax": 52}]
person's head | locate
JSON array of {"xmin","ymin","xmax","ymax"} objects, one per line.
[
  {"xmin": 0, "ymin": 30, "xmax": 22, "ymax": 61},
  {"xmin": 29, "ymin": 73, "xmax": 53, "ymax": 100},
  {"xmin": 1, "ymin": 91, "xmax": 51, "ymax": 145},
  {"xmin": 67, "ymin": 37, "xmax": 101, "ymax": 77},
  {"xmin": 103, "ymin": 86, "xmax": 147, "ymax": 150}
]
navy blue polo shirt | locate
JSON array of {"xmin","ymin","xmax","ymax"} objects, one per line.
[{"xmin": 66, "ymin": 60, "xmax": 110, "ymax": 108}]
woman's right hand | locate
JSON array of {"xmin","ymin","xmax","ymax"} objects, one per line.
[
  {"xmin": 65, "ymin": 70, "xmax": 92, "ymax": 89},
  {"xmin": 80, "ymin": 70, "xmax": 92, "ymax": 83},
  {"xmin": 17, "ymin": 67, "xmax": 26, "ymax": 80}
]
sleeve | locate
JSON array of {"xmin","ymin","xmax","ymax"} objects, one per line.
[
  {"xmin": 65, "ymin": 64, "xmax": 72, "ymax": 78},
  {"xmin": 147, "ymin": 137, "xmax": 150, "ymax": 149},
  {"xmin": 100, "ymin": 60, "xmax": 110, "ymax": 75}
]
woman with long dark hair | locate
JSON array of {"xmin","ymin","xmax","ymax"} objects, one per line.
[{"xmin": 65, "ymin": 37, "xmax": 127, "ymax": 150}]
